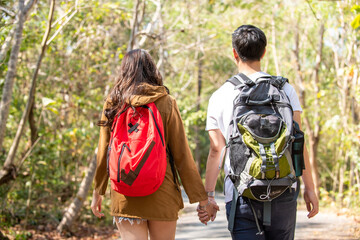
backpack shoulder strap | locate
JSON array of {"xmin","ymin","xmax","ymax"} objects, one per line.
[
  {"xmin": 253, "ymin": 75, "xmax": 288, "ymax": 89},
  {"xmin": 226, "ymin": 76, "xmax": 241, "ymax": 86},
  {"xmin": 167, "ymin": 147, "xmax": 179, "ymax": 189},
  {"xmin": 270, "ymin": 76, "xmax": 288, "ymax": 89},
  {"xmin": 226, "ymin": 73, "xmax": 255, "ymax": 87},
  {"xmin": 237, "ymin": 73, "xmax": 255, "ymax": 86}
]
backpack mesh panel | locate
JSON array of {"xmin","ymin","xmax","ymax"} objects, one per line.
[{"xmin": 229, "ymin": 136, "xmax": 249, "ymax": 175}]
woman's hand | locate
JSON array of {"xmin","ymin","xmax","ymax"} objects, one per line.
[{"xmin": 91, "ymin": 190, "xmax": 104, "ymax": 218}]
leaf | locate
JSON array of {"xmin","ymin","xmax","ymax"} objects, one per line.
[
  {"xmin": 42, "ymin": 97, "xmax": 56, "ymax": 107},
  {"xmin": 351, "ymin": 14, "xmax": 360, "ymax": 29},
  {"xmin": 351, "ymin": 5, "xmax": 360, "ymax": 13},
  {"xmin": 47, "ymin": 107, "xmax": 59, "ymax": 115}
]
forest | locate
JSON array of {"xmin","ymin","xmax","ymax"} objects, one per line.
[{"xmin": 0, "ymin": 0, "xmax": 359, "ymax": 239}]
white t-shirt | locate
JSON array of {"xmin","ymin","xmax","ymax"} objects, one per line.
[{"xmin": 205, "ymin": 71, "xmax": 302, "ymax": 203}]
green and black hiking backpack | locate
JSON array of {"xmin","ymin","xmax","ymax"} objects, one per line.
[
  {"xmin": 227, "ymin": 73, "xmax": 305, "ymax": 200},
  {"xmin": 226, "ymin": 73, "xmax": 305, "ymax": 233}
]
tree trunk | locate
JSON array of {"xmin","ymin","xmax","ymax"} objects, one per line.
[
  {"xmin": 127, "ymin": 0, "xmax": 141, "ymax": 51},
  {"xmin": 331, "ymin": 162, "xmax": 338, "ymax": 200},
  {"xmin": 0, "ymin": 0, "xmax": 54, "ymax": 186},
  {"xmin": 28, "ymin": 101, "xmax": 38, "ymax": 145},
  {"xmin": 0, "ymin": 0, "xmax": 26, "ymax": 151},
  {"xmin": 0, "ymin": 0, "xmax": 36, "ymax": 64},
  {"xmin": 307, "ymin": 133, "xmax": 320, "ymax": 195},
  {"xmin": 0, "ymin": 0, "xmax": 37, "ymax": 151},
  {"xmin": 355, "ymin": 168, "xmax": 360, "ymax": 203},
  {"xmin": 0, "ymin": 24, "xmax": 16, "ymax": 64},
  {"xmin": 156, "ymin": 1, "xmax": 165, "ymax": 80},
  {"xmin": 338, "ymin": 163, "xmax": 345, "ymax": 206},
  {"xmin": 292, "ymin": 22, "xmax": 324, "ymax": 197},
  {"xmin": 57, "ymin": 152, "xmax": 97, "ymax": 233},
  {"xmin": 271, "ymin": 5, "xmax": 280, "ymax": 75},
  {"xmin": 308, "ymin": 23, "xmax": 325, "ymax": 196}
]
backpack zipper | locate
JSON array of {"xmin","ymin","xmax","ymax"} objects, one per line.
[{"xmin": 117, "ymin": 143, "xmax": 131, "ymax": 182}]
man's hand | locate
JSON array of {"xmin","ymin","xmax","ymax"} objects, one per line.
[
  {"xmin": 207, "ymin": 197, "xmax": 220, "ymax": 221},
  {"xmin": 91, "ymin": 190, "xmax": 104, "ymax": 218},
  {"xmin": 197, "ymin": 198, "xmax": 220, "ymax": 225},
  {"xmin": 304, "ymin": 188, "xmax": 319, "ymax": 218}
]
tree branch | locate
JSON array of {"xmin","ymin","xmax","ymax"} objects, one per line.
[
  {"xmin": 138, "ymin": 0, "xmax": 161, "ymax": 47},
  {"xmin": 0, "ymin": 6, "xmax": 16, "ymax": 17},
  {"xmin": 46, "ymin": 9, "xmax": 78, "ymax": 45},
  {"xmin": 313, "ymin": 23, "xmax": 324, "ymax": 139},
  {"xmin": 0, "ymin": 25, "xmax": 16, "ymax": 64}
]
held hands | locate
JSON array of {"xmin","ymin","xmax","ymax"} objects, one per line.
[
  {"xmin": 197, "ymin": 197, "xmax": 220, "ymax": 225},
  {"xmin": 91, "ymin": 190, "xmax": 104, "ymax": 218}
]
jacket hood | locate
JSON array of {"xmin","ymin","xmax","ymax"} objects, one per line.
[{"xmin": 130, "ymin": 83, "xmax": 168, "ymax": 107}]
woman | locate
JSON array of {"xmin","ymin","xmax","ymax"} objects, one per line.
[{"xmin": 91, "ymin": 49, "xmax": 218, "ymax": 240}]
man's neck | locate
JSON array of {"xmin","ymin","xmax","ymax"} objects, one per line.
[{"xmin": 236, "ymin": 60, "xmax": 262, "ymax": 76}]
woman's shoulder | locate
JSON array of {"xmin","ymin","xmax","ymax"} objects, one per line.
[{"xmin": 155, "ymin": 94, "xmax": 176, "ymax": 114}]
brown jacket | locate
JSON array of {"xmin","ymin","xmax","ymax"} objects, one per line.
[{"xmin": 93, "ymin": 83, "xmax": 207, "ymax": 221}]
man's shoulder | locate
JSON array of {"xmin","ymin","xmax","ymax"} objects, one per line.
[
  {"xmin": 282, "ymin": 81, "xmax": 297, "ymax": 97},
  {"xmin": 211, "ymin": 81, "xmax": 235, "ymax": 98}
]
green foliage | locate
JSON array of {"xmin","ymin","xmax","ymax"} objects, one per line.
[
  {"xmin": 0, "ymin": 0, "xmax": 359, "ymax": 232},
  {"xmin": 351, "ymin": 5, "xmax": 360, "ymax": 29}
]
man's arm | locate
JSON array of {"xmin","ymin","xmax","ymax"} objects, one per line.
[
  {"xmin": 197, "ymin": 129, "xmax": 225, "ymax": 224},
  {"xmin": 293, "ymin": 111, "xmax": 319, "ymax": 218},
  {"xmin": 205, "ymin": 129, "xmax": 226, "ymax": 193}
]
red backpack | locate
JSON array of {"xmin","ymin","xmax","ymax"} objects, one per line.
[{"xmin": 107, "ymin": 103, "xmax": 167, "ymax": 197}]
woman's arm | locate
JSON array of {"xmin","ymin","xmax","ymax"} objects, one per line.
[
  {"xmin": 93, "ymin": 101, "xmax": 111, "ymax": 195},
  {"xmin": 166, "ymin": 97, "xmax": 208, "ymax": 203}
]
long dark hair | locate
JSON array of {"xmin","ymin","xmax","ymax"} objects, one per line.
[{"xmin": 98, "ymin": 49, "xmax": 164, "ymax": 127}]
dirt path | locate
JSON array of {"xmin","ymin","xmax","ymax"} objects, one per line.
[{"xmin": 176, "ymin": 191, "xmax": 359, "ymax": 240}]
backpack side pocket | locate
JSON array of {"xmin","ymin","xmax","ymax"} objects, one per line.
[{"xmin": 292, "ymin": 121, "xmax": 305, "ymax": 177}]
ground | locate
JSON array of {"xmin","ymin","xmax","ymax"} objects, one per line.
[{"xmin": 1, "ymin": 192, "xmax": 359, "ymax": 240}]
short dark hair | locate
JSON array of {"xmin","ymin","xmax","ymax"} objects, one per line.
[{"xmin": 232, "ymin": 25, "xmax": 267, "ymax": 62}]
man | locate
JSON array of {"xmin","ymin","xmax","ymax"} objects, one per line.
[{"xmin": 200, "ymin": 25, "xmax": 319, "ymax": 239}]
